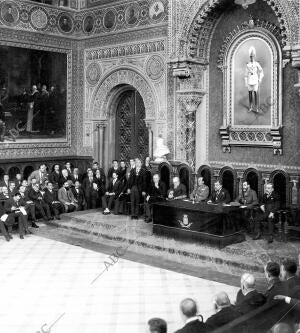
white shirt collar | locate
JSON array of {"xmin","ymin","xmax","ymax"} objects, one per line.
[{"xmin": 186, "ymin": 316, "xmax": 199, "ymax": 324}]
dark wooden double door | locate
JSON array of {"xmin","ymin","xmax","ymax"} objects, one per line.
[{"xmin": 115, "ymin": 89, "xmax": 149, "ymax": 162}]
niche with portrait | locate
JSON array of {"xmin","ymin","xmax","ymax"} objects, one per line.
[
  {"xmin": 0, "ymin": 44, "xmax": 70, "ymax": 144},
  {"xmin": 218, "ymin": 23, "xmax": 283, "ymax": 154}
]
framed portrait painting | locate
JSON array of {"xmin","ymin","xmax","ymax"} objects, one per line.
[{"xmin": 219, "ymin": 26, "xmax": 283, "ymax": 154}]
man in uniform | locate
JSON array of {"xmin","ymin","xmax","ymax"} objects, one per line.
[
  {"xmin": 253, "ymin": 183, "xmax": 280, "ymax": 243},
  {"xmin": 191, "ymin": 176, "xmax": 209, "ymax": 202},
  {"xmin": 245, "ymin": 46, "xmax": 264, "ymax": 112}
]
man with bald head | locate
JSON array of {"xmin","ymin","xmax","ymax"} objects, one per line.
[
  {"xmin": 168, "ymin": 177, "xmax": 187, "ymax": 201},
  {"xmin": 205, "ymin": 291, "xmax": 239, "ymax": 330},
  {"xmin": 235, "ymin": 273, "xmax": 266, "ymax": 314},
  {"xmin": 174, "ymin": 298, "xmax": 207, "ymax": 333}
]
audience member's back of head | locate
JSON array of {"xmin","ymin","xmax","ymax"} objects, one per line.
[
  {"xmin": 241, "ymin": 273, "xmax": 256, "ymax": 290},
  {"xmin": 272, "ymin": 323, "xmax": 294, "ymax": 333},
  {"xmin": 214, "ymin": 291, "xmax": 231, "ymax": 308},
  {"xmin": 265, "ymin": 262, "xmax": 280, "ymax": 278},
  {"xmin": 180, "ymin": 298, "xmax": 198, "ymax": 318},
  {"xmin": 148, "ymin": 318, "xmax": 167, "ymax": 333},
  {"xmin": 282, "ymin": 258, "xmax": 297, "ymax": 277}
]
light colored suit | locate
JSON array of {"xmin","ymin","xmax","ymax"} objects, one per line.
[
  {"xmin": 28, "ymin": 170, "xmax": 48, "ymax": 186},
  {"xmin": 58, "ymin": 187, "xmax": 78, "ymax": 211}
]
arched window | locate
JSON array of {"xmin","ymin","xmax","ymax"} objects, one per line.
[
  {"xmin": 178, "ymin": 166, "xmax": 191, "ymax": 197},
  {"xmin": 159, "ymin": 164, "xmax": 171, "ymax": 192},
  {"xmin": 8, "ymin": 166, "xmax": 21, "ymax": 179},
  {"xmin": 23, "ymin": 166, "xmax": 35, "ymax": 180},
  {"xmin": 271, "ymin": 171, "xmax": 289, "ymax": 209},
  {"xmin": 0, "ymin": 168, "xmax": 5, "ymax": 180},
  {"xmin": 197, "ymin": 165, "xmax": 212, "ymax": 195}
]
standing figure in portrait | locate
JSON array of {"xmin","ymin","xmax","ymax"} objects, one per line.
[
  {"xmin": 0, "ymin": 86, "xmax": 8, "ymax": 121},
  {"xmin": 3, "ymin": 5, "xmax": 15, "ymax": 24},
  {"xmin": 103, "ymin": 11, "xmax": 116, "ymax": 30},
  {"xmin": 126, "ymin": 8, "xmax": 137, "ymax": 25},
  {"xmin": 84, "ymin": 16, "xmax": 94, "ymax": 33},
  {"xmin": 26, "ymin": 85, "xmax": 40, "ymax": 133},
  {"xmin": 245, "ymin": 46, "xmax": 264, "ymax": 113},
  {"xmin": 59, "ymin": 15, "xmax": 72, "ymax": 33}
]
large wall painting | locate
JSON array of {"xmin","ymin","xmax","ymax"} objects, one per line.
[
  {"xmin": 0, "ymin": 44, "xmax": 69, "ymax": 143},
  {"xmin": 233, "ymin": 37, "xmax": 272, "ymax": 127}
]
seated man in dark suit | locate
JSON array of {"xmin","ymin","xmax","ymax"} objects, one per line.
[
  {"xmin": 205, "ymin": 291, "xmax": 239, "ymax": 330},
  {"xmin": 28, "ymin": 183, "xmax": 52, "ymax": 222},
  {"xmin": 4, "ymin": 192, "xmax": 31, "ymax": 239},
  {"xmin": 19, "ymin": 184, "xmax": 39, "ymax": 228},
  {"xmin": 168, "ymin": 177, "xmax": 187, "ymax": 200},
  {"xmin": 174, "ymin": 298, "xmax": 207, "ymax": 333},
  {"xmin": 253, "ymin": 183, "xmax": 280, "ymax": 243},
  {"xmin": 144, "ymin": 173, "xmax": 166, "ymax": 223},
  {"xmin": 235, "ymin": 180, "xmax": 259, "ymax": 232},
  {"xmin": 264, "ymin": 262, "xmax": 289, "ymax": 304},
  {"xmin": 102, "ymin": 171, "xmax": 122, "ymax": 215},
  {"xmin": 235, "ymin": 273, "xmax": 266, "ymax": 315},
  {"xmin": 280, "ymin": 258, "xmax": 300, "ymax": 293},
  {"xmin": 207, "ymin": 181, "xmax": 231, "ymax": 204},
  {"xmin": 0, "ymin": 201, "xmax": 13, "ymax": 241},
  {"xmin": 147, "ymin": 317, "xmax": 167, "ymax": 333},
  {"xmin": 44, "ymin": 182, "xmax": 64, "ymax": 220},
  {"xmin": 71, "ymin": 180, "xmax": 87, "ymax": 211}
]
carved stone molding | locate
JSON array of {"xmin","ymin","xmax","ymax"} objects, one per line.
[
  {"xmin": 176, "ymin": 0, "xmax": 297, "ymax": 62},
  {"xmin": 291, "ymin": 45, "xmax": 300, "ymax": 95},
  {"xmin": 177, "ymin": 90, "xmax": 205, "ymax": 169},
  {"xmin": 178, "ymin": 92, "xmax": 205, "ymax": 114},
  {"xmin": 90, "ymin": 68, "xmax": 157, "ymax": 120}
]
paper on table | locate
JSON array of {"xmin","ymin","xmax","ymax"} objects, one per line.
[
  {"xmin": 0, "ymin": 214, "xmax": 8, "ymax": 222},
  {"xmin": 20, "ymin": 207, "xmax": 27, "ymax": 215}
]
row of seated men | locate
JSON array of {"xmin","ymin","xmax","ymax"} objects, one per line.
[
  {"xmin": 0, "ymin": 158, "xmax": 280, "ymax": 243},
  {"xmin": 147, "ymin": 258, "xmax": 300, "ymax": 333}
]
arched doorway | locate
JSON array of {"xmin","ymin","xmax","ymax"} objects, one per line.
[{"xmin": 115, "ymin": 88, "xmax": 149, "ymax": 162}]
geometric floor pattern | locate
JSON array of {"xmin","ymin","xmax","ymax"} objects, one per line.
[{"xmin": 0, "ymin": 235, "xmax": 239, "ymax": 333}]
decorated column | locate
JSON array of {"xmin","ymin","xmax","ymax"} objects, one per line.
[
  {"xmin": 178, "ymin": 93, "xmax": 204, "ymax": 169},
  {"xmin": 291, "ymin": 45, "xmax": 300, "ymax": 95},
  {"xmin": 171, "ymin": 59, "xmax": 206, "ymax": 170},
  {"xmin": 96, "ymin": 121, "xmax": 107, "ymax": 166}
]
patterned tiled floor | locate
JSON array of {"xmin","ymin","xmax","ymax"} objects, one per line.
[{"xmin": 0, "ymin": 235, "xmax": 239, "ymax": 333}]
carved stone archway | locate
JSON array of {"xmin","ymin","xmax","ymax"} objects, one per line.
[
  {"xmin": 90, "ymin": 68, "xmax": 158, "ymax": 168},
  {"xmin": 178, "ymin": 0, "xmax": 298, "ymax": 61},
  {"xmin": 90, "ymin": 67, "xmax": 157, "ymax": 121}
]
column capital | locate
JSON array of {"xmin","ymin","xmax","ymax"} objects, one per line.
[
  {"xmin": 290, "ymin": 44, "xmax": 300, "ymax": 95},
  {"xmin": 145, "ymin": 119, "xmax": 155, "ymax": 129},
  {"xmin": 178, "ymin": 91, "xmax": 205, "ymax": 113},
  {"xmin": 95, "ymin": 120, "xmax": 107, "ymax": 129}
]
